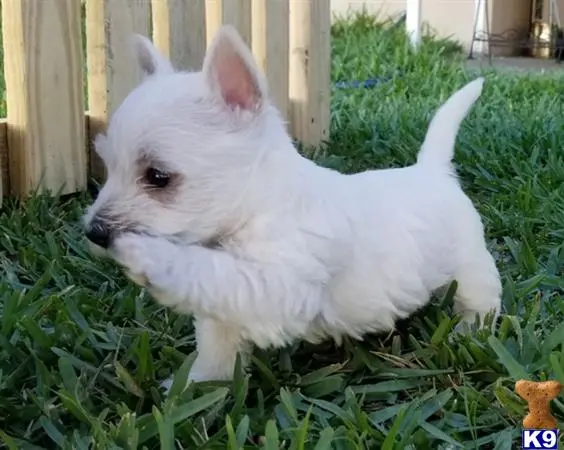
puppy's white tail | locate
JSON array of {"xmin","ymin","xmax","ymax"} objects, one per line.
[{"xmin": 416, "ymin": 77, "xmax": 484, "ymax": 167}]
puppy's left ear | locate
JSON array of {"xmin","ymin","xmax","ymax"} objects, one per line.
[
  {"xmin": 203, "ymin": 25, "xmax": 267, "ymax": 112},
  {"xmin": 132, "ymin": 34, "xmax": 174, "ymax": 77}
]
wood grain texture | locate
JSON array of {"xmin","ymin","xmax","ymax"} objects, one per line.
[
  {"xmin": 288, "ymin": 0, "xmax": 331, "ymax": 149},
  {"xmin": 252, "ymin": 0, "xmax": 289, "ymax": 122},
  {"xmin": 85, "ymin": 0, "xmax": 151, "ymax": 181},
  {"xmin": 220, "ymin": 0, "xmax": 252, "ymax": 46},
  {"xmin": 152, "ymin": 0, "xmax": 206, "ymax": 72},
  {"xmin": 1, "ymin": 0, "xmax": 86, "ymax": 197},
  {"xmin": 205, "ymin": 0, "xmax": 222, "ymax": 46},
  {"xmin": 0, "ymin": 119, "xmax": 7, "ymax": 205}
]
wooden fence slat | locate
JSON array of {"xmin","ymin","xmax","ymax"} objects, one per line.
[
  {"xmin": 220, "ymin": 0, "xmax": 252, "ymax": 46},
  {"xmin": 1, "ymin": 0, "xmax": 86, "ymax": 197},
  {"xmin": 205, "ymin": 0, "xmax": 222, "ymax": 46},
  {"xmin": 152, "ymin": 0, "xmax": 207, "ymax": 71},
  {"xmin": 288, "ymin": 0, "xmax": 331, "ymax": 149},
  {"xmin": 85, "ymin": 0, "xmax": 151, "ymax": 181},
  {"xmin": 252, "ymin": 0, "xmax": 289, "ymax": 122},
  {"xmin": 0, "ymin": 120, "xmax": 7, "ymax": 205}
]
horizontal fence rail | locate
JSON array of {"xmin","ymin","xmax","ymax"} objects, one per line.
[{"xmin": 0, "ymin": 0, "xmax": 331, "ymax": 206}]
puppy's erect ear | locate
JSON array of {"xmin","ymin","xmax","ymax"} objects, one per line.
[
  {"xmin": 132, "ymin": 34, "xmax": 174, "ymax": 77},
  {"xmin": 202, "ymin": 25, "xmax": 267, "ymax": 112}
]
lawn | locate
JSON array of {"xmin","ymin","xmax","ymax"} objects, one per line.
[{"xmin": 1, "ymin": 11, "xmax": 564, "ymax": 449}]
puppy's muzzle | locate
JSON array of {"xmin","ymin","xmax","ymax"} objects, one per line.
[{"xmin": 85, "ymin": 219, "xmax": 112, "ymax": 249}]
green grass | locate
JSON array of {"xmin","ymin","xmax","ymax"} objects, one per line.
[{"xmin": 2, "ymin": 11, "xmax": 564, "ymax": 449}]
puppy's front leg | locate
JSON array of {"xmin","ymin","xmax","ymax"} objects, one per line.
[
  {"xmin": 112, "ymin": 233, "xmax": 315, "ymax": 324},
  {"xmin": 192, "ymin": 317, "xmax": 251, "ymax": 380},
  {"xmin": 112, "ymin": 233, "xmax": 317, "ymax": 382},
  {"xmin": 160, "ymin": 316, "xmax": 251, "ymax": 392}
]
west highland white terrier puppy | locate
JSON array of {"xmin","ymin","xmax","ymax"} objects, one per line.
[{"xmin": 83, "ymin": 25, "xmax": 501, "ymax": 391}]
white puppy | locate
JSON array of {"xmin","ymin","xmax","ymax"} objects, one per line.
[{"xmin": 83, "ymin": 25, "xmax": 501, "ymax": 391}]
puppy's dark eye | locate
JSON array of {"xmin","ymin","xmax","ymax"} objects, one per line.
[{"xmin": 145, "ymin": 167, "xmax": 170, "ymax": 188}]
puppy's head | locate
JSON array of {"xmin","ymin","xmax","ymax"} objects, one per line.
[{"xmin": 83, "ymin": 25, "xmax": 286, "ymax": 254}]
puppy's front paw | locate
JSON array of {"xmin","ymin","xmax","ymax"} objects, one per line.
[
  {"xmin": 453, "ymin": 309, "xmax": 498, "ymax": 336},
  {"xmin": 159, "ymin": 368, "xmax": 218, "ymax": 398},
  {"xmin": 111, "ymin": 233, "xmax": 161, "ymax": 287}
]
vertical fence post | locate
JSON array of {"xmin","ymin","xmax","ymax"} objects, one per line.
[
  {"xmin": 252, "ymin": 0, "xmax": 289, "ymax": 122},
  {"xmin": 85, "ymin": 0, "xmax": 151, "ymax": 181},
  {"xmin": 205, "ymin": 0, "xmax": 221, "ymax": 45},
  {"xmin": 0, "ymin": 122, "xmax": 6, "ymax": 205},
  {"xmin": 406, "ymin": 0, "xmax": 422, "ymax": 48},
  {"xmin": 152, "ymin": 0, "xmax": 207, "ymax": 72},
  {"xmin": 220, "ymin": 0, "xmax": 252, "ymax": 46},
  {"xmin": 1, "ymin": 0, "xmax": 86, "ymax": 197},
  {"xmin": 289, "ymin": 0, "xmax": 331, "ymax": 150}
]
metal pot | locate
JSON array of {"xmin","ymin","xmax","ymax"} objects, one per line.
[{"xmin": 531, "ymin": 20, "xmax": 553, "ymax": 58}]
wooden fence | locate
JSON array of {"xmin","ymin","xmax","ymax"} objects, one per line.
[{"xmin": 0, "ymin": 0, "xmax": 331, "ymax": 206}]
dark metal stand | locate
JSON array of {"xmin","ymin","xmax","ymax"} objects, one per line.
[
  {"xmin": 468, "ymin": 0, "xmax": 562, "ymax": 64},
  {"xmin": 468, "ymin": 0, "xmax": 492, "ymax": 63}
]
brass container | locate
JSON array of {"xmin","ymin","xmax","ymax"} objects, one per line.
[{"xmin": 531, "ymin": 20, "xmax": 553, "ymax": 58}]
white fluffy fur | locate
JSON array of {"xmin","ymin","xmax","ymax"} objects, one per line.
[{"xmin": 83, "ymin": 26, "xmax": 502, "ymax": 391}]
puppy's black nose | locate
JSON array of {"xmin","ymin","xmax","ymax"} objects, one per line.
[{"xmin": 85, "ymin": 221, "xmax": 111, "ymax": 249}]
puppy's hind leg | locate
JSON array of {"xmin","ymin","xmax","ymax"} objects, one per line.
[
  {"xmin": 453, "ymin": 245, "xmax": 502, "ymax": 333},
  {"xmin": 161, "ymin": 316, "xmax": 251, "ymax": 394}
]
